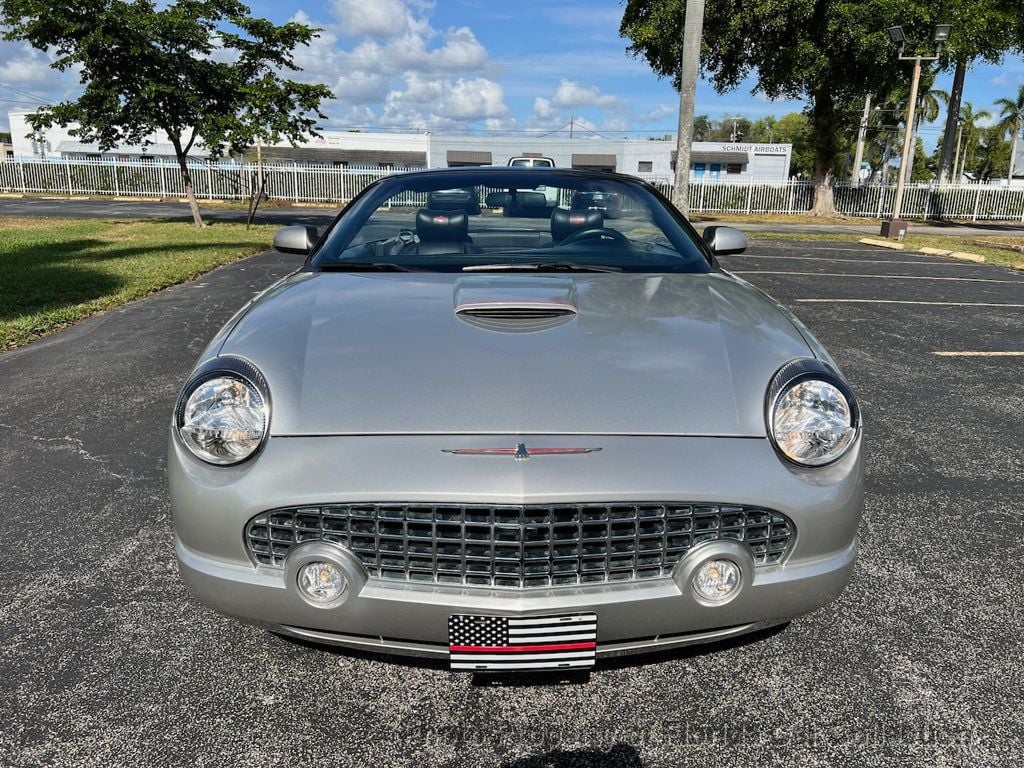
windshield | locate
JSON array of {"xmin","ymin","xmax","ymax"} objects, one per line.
[{"xmin": 311, "ymin": 169, "xmax": 711, "ymax": 274}]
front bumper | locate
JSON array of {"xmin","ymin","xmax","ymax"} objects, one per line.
[{"xmin": 169, "ymin": 433, "xmax": 863, "ymax": 659}]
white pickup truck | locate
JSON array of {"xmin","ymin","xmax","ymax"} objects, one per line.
[{"xmin": 498, "ymin": 156, "xmax": 560, "ymax": 216}]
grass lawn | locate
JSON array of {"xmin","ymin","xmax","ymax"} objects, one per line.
[
  {"xmin": 0, "ymin": 217, "xmax": 275, "ymax": 349},
  {"xmin": 748, "ymin": 231, "xmax": 1024, "ymax": 270}
]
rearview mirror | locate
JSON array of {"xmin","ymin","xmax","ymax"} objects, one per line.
[
  {"xmin": 273, "ymin": 225, "xmax": 319, "ymax": 255},
  {"xmin": 702, "ymin": 225, "xmax": 747, "ymax": 256}
]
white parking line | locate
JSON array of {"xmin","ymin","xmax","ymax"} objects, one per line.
[
  {"xmin": 933, "ymin": 351, "xmax": 1024, "ymax": 357},
  {"xmin": 739, "ymin": 254, "xmax": 983, "ymax": 267},
  {"xmin": 735, "ymin": 270, "xmax": 1024, "ymax": 284},
  {"xmin": 749, "ymin": 244, "xmax": 905, "ymax": 254},
  {"xmin": 796, "ymin": 299, "xmax": 1024, "ymax": 308}
]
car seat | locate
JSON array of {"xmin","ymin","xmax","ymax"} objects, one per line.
[
  {"xmin": 551, "ymin": 208, "xmax": 604, "ymax": 244},
  {"xmin": 414, "ymin": 209, "xmax": 481, "ymax": 255}
]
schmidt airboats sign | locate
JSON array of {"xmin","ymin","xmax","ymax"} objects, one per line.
[{"xmin": 718, "ymin": 144, "xmax": 791, "ymax": 155}]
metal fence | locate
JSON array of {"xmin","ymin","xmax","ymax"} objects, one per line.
[{"xmin": 3, "ymin": 157, "xmax": 1024, "ymax": 221}]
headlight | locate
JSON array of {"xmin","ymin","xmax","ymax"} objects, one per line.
[
  {"xmin": 175, "ymin": 358, "xmax": 270, "ymax": 465},
  {"xmin": 767, "ymin": 359, "xmax": 859, "ymax": 467}
]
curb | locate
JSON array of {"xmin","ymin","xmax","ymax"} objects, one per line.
[
  {"xmin": 858, "ymin": 237, "xmax": 905, "ymax": 250},
  {"xmin": 861, "ymin": 240, "xmax": 990, "ymax": 264}
]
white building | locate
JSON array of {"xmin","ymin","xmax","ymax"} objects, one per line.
[
  {"xmin": 7, "ymin": 109, "xmax": 793, "ymax": 180},
  {"xmin": 7, "ymin": 110, "xmax": 209, "ymax": 161}
]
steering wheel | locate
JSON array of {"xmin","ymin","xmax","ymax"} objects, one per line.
[{"xmin": 560, "ymin": 227, "xmax": 630, "ymax": 247}]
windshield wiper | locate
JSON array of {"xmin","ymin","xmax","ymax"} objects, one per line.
[
  {"xmin": 319, "ymin": 261, "xmax": 421, "ymax": 272},
  {"xmin": 463, "ymin": 261, "xmax": 622, "ymax": 273}
]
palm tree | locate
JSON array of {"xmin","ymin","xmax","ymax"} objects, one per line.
[
  {"xmin": 995, "ymin": 85, "xmax": 1024, "ymax": 183},
  {"xmin": 882, "ymin": 79, "xmax": 950, "ymax": 181},
  {"xmin": 955, "ymin": 102, "xmax": 992, "ymax": 181}
]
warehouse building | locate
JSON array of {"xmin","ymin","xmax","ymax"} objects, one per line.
[{"xmin": 6, "ymin": 109, "xmax": 792, "ymax": 180}]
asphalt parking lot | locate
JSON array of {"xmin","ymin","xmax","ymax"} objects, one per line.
[{"xmin": 1, "ymin": 236, "xmax": 1022, "ymax": 767}]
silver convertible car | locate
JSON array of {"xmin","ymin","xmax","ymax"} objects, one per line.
[{"xmin": 169, "ymin": 168, "xmax": 863, "ymax": 671}]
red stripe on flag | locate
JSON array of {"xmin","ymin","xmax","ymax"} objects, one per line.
[{"xmin": 449, "ymin": 642, "xmax": 596, "ymax": 653}]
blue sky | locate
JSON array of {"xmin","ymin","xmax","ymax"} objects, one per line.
[{"xmin": 2, "ymin": 0, "xmax": 1023, "ymax": 147}]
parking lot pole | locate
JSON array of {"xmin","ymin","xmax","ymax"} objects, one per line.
[{"xmin": 891, "ymin": 56, "xmax": 921, "ymax": 223}]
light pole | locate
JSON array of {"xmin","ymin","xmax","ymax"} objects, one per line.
[{"xmin": 881, "ymin": 23, "xmax": 952, "ymax": 240}]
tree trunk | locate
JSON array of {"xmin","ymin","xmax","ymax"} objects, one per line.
[
  {"xmin": 671, "ymin": 0, "xmax": 706, "ymax": 216},
  {"xmin": 809, "ymin": 86, "xmax": 838, "ymax": 216},
  {"xmin": 938, "ymin": 61, "xmax": 966, "ymax": 185},
  {"xmin": 169, "ymin": 135, "xmax": 205, "ymax": 227},
  {"xmin": 811, "ymin": 172, "xmax": 835, "ymax": 216}
]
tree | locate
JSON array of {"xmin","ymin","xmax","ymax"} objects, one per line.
[
  {"xmin": 995, "ymin": 84, "xmax": 1024, "ymax": 182},
  {"xmin": 621, "ymin": 0, "xmax": 1024, "ymax": 214},
  {"xmin": 1, "ymin": 0, "xmax": 332, "ymax": 226},
  {"xmin": 622, "ymin": 0, "xmax": 920, "ymax": 215},
  {"xmin": 692, "ymin": 115, "xmax": 712, "ymax": 141},
  {"xmin": 774, "ymin": 112, "xmax": 817, "ymax": 178},
  {"xmin": 883, "ymin": 77, "xmax": 948, "ymax": 181},
  {"xmin": 955, "ymin": 102, "xmax": 992, "ymax": 180},
  {"xmin": 933, "ymin": 0, "xmax": 1023, "ymax": 183}
]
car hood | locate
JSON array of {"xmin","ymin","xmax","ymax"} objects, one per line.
[{"xmin": 217, "ymin": 271, "xmax": 812, "ymax": 437}]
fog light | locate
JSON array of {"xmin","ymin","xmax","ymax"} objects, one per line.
[
  {"xmin": 693, "ymin": 559, "xmax": 740, "ymax": 602},
  {"xmin": 297, "ymin": 561, "xmax": 348, "ymax": 603}
]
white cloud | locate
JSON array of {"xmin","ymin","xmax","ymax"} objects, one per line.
[
  {"xmin": 331, "ymin": 0, "xmax": 418, "ymax": 39},
  {"xmin": 638, "ymin": 104, "xmax": 674, "ymax": 123},
  {"xmin": 551, "ymin": 79, "xmax": 623, "ymax": 110},
  {"xmin": 533, "ymin": 97, "xmax": 556, "ymax": 120},
  {"xmin": 0, "ymin": 43, "xmax": 55, "ymax": 88},
  {"xmin": 281, "ymin": 2, "xmax": 509, "ymax": 131},
  {"xmin": 377, "ymin": 73, "xmax": 509, "ymax": 129},
  {"xmin": 0, "ymin": 41, "xmax": 84, "ymax": 131}
]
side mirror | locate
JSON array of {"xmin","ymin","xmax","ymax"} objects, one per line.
[
  {"xmin": 702, "ymin": 225, "xmax": 748, "ymax": 256},
  {"xmin": 273, "ymin": 225, "xmax": 319, "ymax": 255}
]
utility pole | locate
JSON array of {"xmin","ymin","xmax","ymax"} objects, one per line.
[
  {"xmin": 938, "ymin": 61, "xmax": 966, "ymax": 184},
  {"xmin": 569, "ymin": 116, "xmax": 574, "ymax": 140},
  {"xmin": 730, "ymin": 118, "xmax": 741, "ymax": 142},
  {"xmin": 852, "ymin": 95, "xmax": 871, "ymax": 184},
  {"xmin": 672, "ymin": 0, "xmax": 706, "ymax": 216}
]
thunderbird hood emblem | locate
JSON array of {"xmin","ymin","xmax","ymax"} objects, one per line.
[{"xmin": 442, "ymin": 443, "xmax": 602, "ymax": 461}]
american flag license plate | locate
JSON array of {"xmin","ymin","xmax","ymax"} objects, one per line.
[{"xmin": 448, "ymin": 613, "xmax": 597, "ymax": 671}]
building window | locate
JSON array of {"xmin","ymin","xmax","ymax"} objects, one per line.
[
  {"xmin": 637, "ymin": 161, "xmax": 653, "ymax": 173},
  {"xmin": 138, "ymin": 155, "xmax": 154, "ymax": 163},
  {"xmin": 378, "ymin": 162, "xmax": 394, "ymax": 170},
  {"xmin": 726, "ymin": 163, "xmax": 743, "ymax": 174}
]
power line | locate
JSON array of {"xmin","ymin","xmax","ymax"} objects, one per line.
[{"xmin": 0, "ymin": 81, "xmax": 50, "ymax": 102}]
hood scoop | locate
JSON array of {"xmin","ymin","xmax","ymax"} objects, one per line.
[{"xmin": 454, "ymin": 276, "xmax": 578, "ymax": 333}]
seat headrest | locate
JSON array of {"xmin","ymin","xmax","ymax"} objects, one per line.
[
  {"xmin": 551, "ymin": 208, "xmax": 604, "ymax": 243},
  {"xmin": 416, "ymin": 209, "xmax": 469, "ymax": 242}
]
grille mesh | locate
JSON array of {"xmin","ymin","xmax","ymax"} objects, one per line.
[{"xmin": 245, "ymin": 502, "xmax": 794, "ymax": 589}]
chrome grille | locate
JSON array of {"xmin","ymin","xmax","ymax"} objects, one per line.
[{"xmin": 245, "ymin": 503, "xmax": 794, "ymax": 588}]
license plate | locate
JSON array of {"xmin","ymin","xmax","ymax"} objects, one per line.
[{"xmin": 448, "ymin": 613, "xmax": 597, "ymax": 672}]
